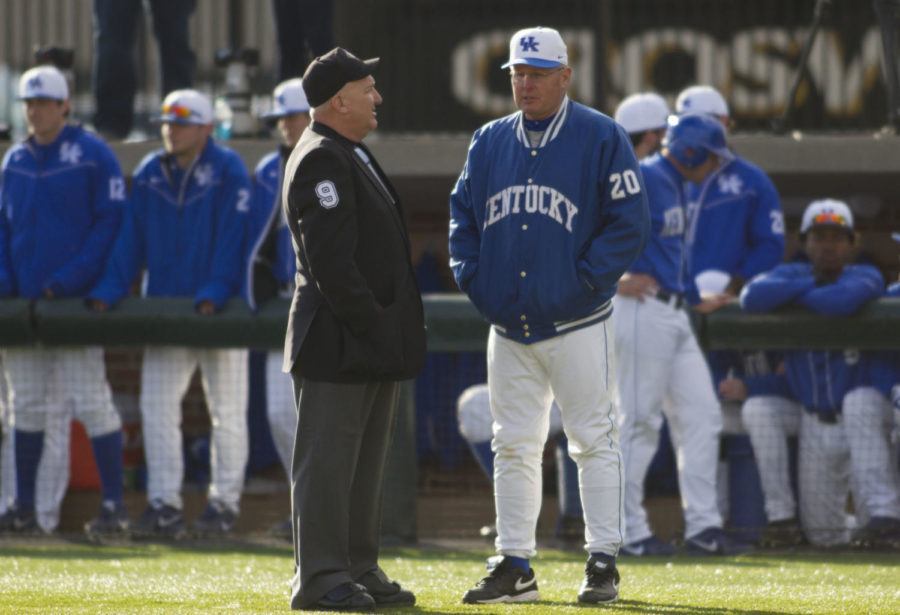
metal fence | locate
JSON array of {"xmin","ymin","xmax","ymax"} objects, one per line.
[{"xmin": 0, "ymin": 0, "xmax": 897, "ymax": 136}]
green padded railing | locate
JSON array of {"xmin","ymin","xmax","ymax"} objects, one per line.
[{"xmin": 0, "ymin": 294, "xmax": 898, "ymax": 350}]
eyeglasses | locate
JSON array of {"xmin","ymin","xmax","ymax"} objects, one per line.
[
  {"xmin": 162, "ymin": 104, "xmax": 194, "ymax": 118},
  {"xmin": 510, "ymin": 67, "xmax": 564, "ymax": 83},
  {"xmin": 812, "ymin": 212, "xmax": 848, "ymax": 226}
]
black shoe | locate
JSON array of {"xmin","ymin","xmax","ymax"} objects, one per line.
[
  {"xmin": 851, "ymin": 516, "xmax": 900, "ymax": 549},
  {"xmin": 462, "ymin": 555, "xmax": 540, "ymax": 604},
  {"xmin": 85, "ymin": 501, "xmax": 129, "ymax": 538},
  {"xmin": 356, "ymin": 569, "xmax": 415, "ymax": 606},
  {"xmin": 315, "ymin": 582, "xmax": 375, "ymax": 612},
  {"xmin": 685, "ymin": 527, "xmax": 753, "ymax": 555},
  {"xmin": 189, "ymin": 500, "xmax": 237, "ymax": 536},
  {"xmin": 268, "ymin": 517, "xmax": 292, "ymax": 541},
  {"xmin": 620, "ymin": 535, "xmax": 677, "ymax": 556},
  {"xmin": 130, "ymin": 500, "xmax": 185, "ymax": 539},
  {"xmin": 0, "ymin": 503, "xmax": 38, "ymax": 534},
  {"xmin": 758, "ymin": 518, "xmax": 805, "ymax": 548},
  {"xmin": 578, "ymin": 556, "xmax": 620, "ymax": 604}
]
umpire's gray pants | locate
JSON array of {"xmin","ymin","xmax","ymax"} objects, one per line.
[{"xmin": 288, "ymin": 376, "xmax": 399, "ymax": 610}]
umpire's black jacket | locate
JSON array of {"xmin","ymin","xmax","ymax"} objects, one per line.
[{"xmin": 281, "ymin": 121, "xmax": 426, "ymax": 382}]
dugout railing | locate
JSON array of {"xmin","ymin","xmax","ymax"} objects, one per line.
[{"xmin": 0, "ymin": 293, "xmax": 898, "ymax": 541}]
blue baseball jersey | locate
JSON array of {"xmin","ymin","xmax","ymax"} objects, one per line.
[
  {"xmin": 627, "ymin": 153, "xmax": 701, "ymax": 304},
  {"xmin": 863, "ymin": 281, "xmax": 899, "ymax": 398},
  {"xmin": 449, "ymin": 96, "xmax": 650, "ymax": 343},
  {"xmin": 0, "ymin": 124, "xmax": 124, "ymax": 298},
  {"xmin": 740, "ymin": 262, "xmax": 885, "ymax": 414},
  {"xmin": 685, "ymin": 154, "xmax": 785, "ymax": 282},
  {"xmin": 89, "ymin": 137, "xmax": 250, "ymax": 309},
  {"xmin": 244, "ymin": 147, "xmax": 297, "ymax": 311}
]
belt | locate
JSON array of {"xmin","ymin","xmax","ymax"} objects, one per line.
[{"xmin": 654, "ymin": 290, "xmax": 685, "ymax": 309}]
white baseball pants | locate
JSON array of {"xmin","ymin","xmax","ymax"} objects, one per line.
[
  {"xmin": 487, "ymin": 319, "xmax": 623, "ymax": 558},
  {"xmin": 2, "ymin": 346, "xmax": 120, "ymax": 531},
  {"xmin": 742, "ymin": 395, "xmax": 801, "ymax": 523},
  {"xmin": 265, "ymin": 351, "xmax": 296, "ymax": 476},
  {"xmin": 140, "ymin": 347, "xmax": 248, "ymax": 511},
  {"xmin": 613, "ymin": 295, "xmax": 723, "ymax": 543}
]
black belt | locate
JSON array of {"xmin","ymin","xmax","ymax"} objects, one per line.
[{"xmin": 654, "ymin": 290, "xmax": 685, "ymax": 309}]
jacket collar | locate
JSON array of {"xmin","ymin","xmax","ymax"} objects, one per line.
[{"xmin": 514, "ymin": 96, "xmax": 570, "ymax": 148}]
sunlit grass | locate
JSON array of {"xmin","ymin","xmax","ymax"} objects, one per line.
[{"xmin": 0, "ymin": 540, "xmax": 898, "ymax": 613}]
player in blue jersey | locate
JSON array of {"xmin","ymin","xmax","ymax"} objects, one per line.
[
  {"xmin": 614, "ymin": 113, "xmax": 745, "ymax": 557},
  {"xmin": 724, "ymin": 199, "xmax": 900, "ymax": 546},
  {"xmin": 88, "ymin": 89, "xmax": 250, "ymax": 539},
  {"xmin": 450, "ymin": 27, "xmax": 649, "ymax": 605},
  {"xmin": 0, "ymin": 66, "xmax": 128, "ymax": 537},
  {"xmin": 245, "ymin": 78, "xmax": 309, "ymax": 539}
]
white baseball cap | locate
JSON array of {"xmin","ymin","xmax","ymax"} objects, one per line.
[
  {"xmin": 263, "ymin": 78, "xmax": 310, "ymax": 119},
  {"xmin": 615, "ymin": 93, "xmax": 670, "ymax": 134},
  {"xmin": 18, "ymin": 65, "xmax": 69, "ymax": 101},
  {"xmin": 800, "ymin": 199, "xmax": 854, "ymax": 234},
  {"xmin": 676, "ymin": 85, "xmax": 729, "ymax": 117},
  {"xmin": 154, "ymin": 89, "xmax": 213, "ymax": 125},
  {"xmin": 502, "ymin": 26, "xmax": 568, "ymax": 69}
]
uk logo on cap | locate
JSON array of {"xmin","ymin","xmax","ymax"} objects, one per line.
[
  {"xmin": 502, "ymin": 26, "xmax": 568, "ymax": 69},
  {"xmin": 262, "ymin": 78, "xmax": 310, "ymax": 119},
  {"xmin": 18, "ymin": 66, "xmax": 69, "ymax": 101}
]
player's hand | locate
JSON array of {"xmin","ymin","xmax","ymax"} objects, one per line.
[
  {"xmin": 718, "ymin": 377, "xmax": 748, "ymax": 402},
  {"xmin": 692, "ymin": 292, "xmax": 734, "ymax": 313},
  {"xmin": 616, "ymin": 273, "xmax": 658, "ymax": 301},
  {"xmin": 197, "ymin": 300, "xmax": 216, "ymax": 315},
  {"xmin": 88, "ymin": 299, "xmax": 109, "ymax": 312}
]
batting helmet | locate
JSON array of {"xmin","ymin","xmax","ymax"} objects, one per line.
[{"xmin": 662, "ymin": 112, "xmax": 731, "ymax": 169}]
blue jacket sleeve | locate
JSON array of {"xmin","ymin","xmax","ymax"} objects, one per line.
[
  {"xmin": 449, "ymin": 149, "xmax": 481, "ymax": 296},
  {"xmin": 577, "ymin": 124, "xmax": 650, "ymax": 293},
  {"xmin": 194, "ymin": 154, "xmax": 250, "ymax": 309},
  {"xmin": 797, "ymin": 265, "xmax": 885, "ymax": 316},
  {"xmin": 740, "ymin": 265, "xmax": 816, "ymax": 312},
  {"xmin": 744, "ymin": 373, "xmax": 794, "ymax": 399},
  {"xmin": 739, "ymin": 171, "xmax": 785, "ymax": 281},
  {"xmin": 87, "ymin": 174, "xmax": 149, "ymax": 306},
  {"xmin": 45, "ymin": 144, "xmax": 125, "ymax": 296},
  {"xmin": 0, "ymin": 161, "xmax": 14, "ymax": 297}
]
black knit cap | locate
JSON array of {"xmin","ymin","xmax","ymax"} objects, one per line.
[{"xmin": 302, "ymin": 47, "xmax": 380, "ymax": 107}]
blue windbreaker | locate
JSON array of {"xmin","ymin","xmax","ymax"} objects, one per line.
[
  {"xmin": 627, "ymin": 153, "xmax": 701, "ymax": 305},
  {"xmin": 449, "ymin": 96, "xmax": 649, "ymax": 343},
  {"xmin": 740, "ymin": 262, "xmax": 885, "ymax": 415},
  {"xmin": 0, "ymin": 124, "xmax": 124, "ymax": 298},
  {"xmin": 244, "ymin": 147, "xmax": 297, "ymax": 311},
  {"xmin": 89, "ymin": 137, "xmax": 250, "ymax": 309},
  {"xmin": 685, "ymin": 154, "xmax": 785, "ymax": 283}
]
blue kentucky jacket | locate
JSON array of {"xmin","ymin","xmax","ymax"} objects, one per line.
[
  {"xmin": 88, "ymin": 137, "xmax": 250, "ymax": 309},
  {"xmin": 0, "ymin": 124, "xmax": 124, "ymax": 298}
]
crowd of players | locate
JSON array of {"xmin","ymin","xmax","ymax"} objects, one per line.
[{"xmin": 0, "ymin": 60, "xmax": 898, "ymax": 556}]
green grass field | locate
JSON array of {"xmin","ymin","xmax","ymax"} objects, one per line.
[{"xmin": 0, "ymin": 540, "xmax": 898, "ymax": 614}]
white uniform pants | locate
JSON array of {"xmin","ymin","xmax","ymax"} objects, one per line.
[
  {"xmin": 742, "ymin": 395, "xmax": 801, "ymax": 523},
  {"xmin": 140, "ymin": 347, "xmax": 248, "ymax": 511},
  {"xmin": 488, "ymin": 319, "xmax": 623, "ymax": 558},
  {"xmin": 265, "ymin": 351, "xmax": 296, "ymax": 476},
  {"xmin": 613, "ymin": 295, "xmax": 723, "ymax": 543},
  {"xmin": 2, "ymin": 346, "xmax": 120, "ymax": 531}
]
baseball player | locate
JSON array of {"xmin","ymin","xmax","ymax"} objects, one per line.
[
  {"xmin": 614, "ymin": 92, "xmax": 670, "ymax": 159},
  {"xmin": 614, "ymin": 113, "xmax": 743, "ymax": 557},
  {"xmin": 245, "ymin": 78, "xmax": 309, "ymax": 539},
  {"xmin": 456, "ymin": 384, "xmax": 584, "ymax": 545},
  {"xmin": 88, "ymin": 89, "xmax": 250, "ymax": 538},
  {"xmin": 676, "ymin": 85, "xmax": 791, "ymax": 545},
  {"xmin": 0, "ymin": 66, "xmax": 128, "ymax": 537},
  {"xmin": 731, "ymin": 199, "xmax": 900, "ymax": 546},
  {"xmin": 450, "ymin": 27, "xmax": 649, "ymax": 605}
]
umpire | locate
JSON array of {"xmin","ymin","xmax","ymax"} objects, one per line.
[{"xmin": 282, "ymin": 48, "xmax": 426, "ymax": 612}]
